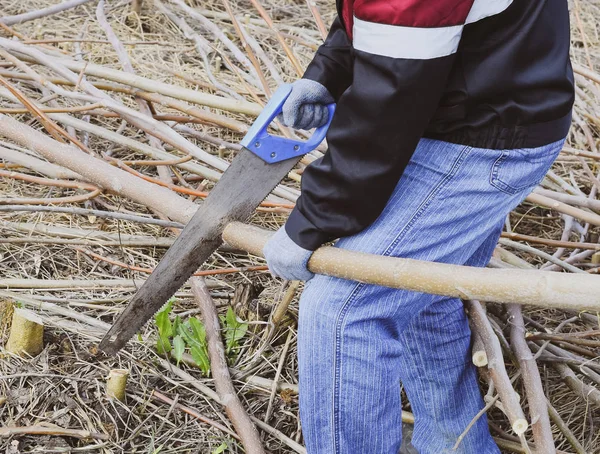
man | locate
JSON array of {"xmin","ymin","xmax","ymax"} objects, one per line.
[{"xmin": 263, "ymin": 0, "xmax": 574, "ymax": 452}]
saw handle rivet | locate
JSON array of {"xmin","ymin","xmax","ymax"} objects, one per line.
[
  {"xmin": 254, "ymin": 141, "xmax": 261, "ymax": 148},
  {"xmin": 293, "ymin": 145, "xmax": 300, "ymax": 151},
  {"xmin": 270, "ymin": 152, "xmax": 277, "ymax": 158}
]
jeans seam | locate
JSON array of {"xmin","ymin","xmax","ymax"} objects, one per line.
[
  {"xmin": 383, "ymin": 144, "xmax": 473, "ymax": 257},
  {"xmin": 332, "ymin": 280, "xmax": 363, "ymax": 453}
]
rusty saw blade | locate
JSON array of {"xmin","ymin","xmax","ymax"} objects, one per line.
[{"xmin": 98, "ymin": 84, "xmax": 335, "ymax": 355}]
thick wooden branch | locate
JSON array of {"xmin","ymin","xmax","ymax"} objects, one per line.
[
  {"xmin": 508, "ymin": 304, "xmax": 555, "ymax": 453},
  {"xmin": 223, "ymin": 223, "xmax": 600, "ymax": 311},
  {"xmin": 466, "ymin": 301, "xmax": 528, "ymax": 437}
]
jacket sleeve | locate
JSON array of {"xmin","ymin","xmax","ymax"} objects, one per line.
[
  {"xmin": 302, "ymin": 17, "xmax": 354, "ymax": 101},
  {"xmin": 286, "ymin": 0, "xmax": 479, "ymax": 250}
]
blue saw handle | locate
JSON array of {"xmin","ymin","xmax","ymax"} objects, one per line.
[{"xmin": 240, "ymin": 83, "xmax": 335, "ymax": 164}]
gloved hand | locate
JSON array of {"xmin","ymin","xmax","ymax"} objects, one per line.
[
  {"xmin": 280, "ymin": 79, "xmax": 334, "ymax": 130},
  {"xmin": 263, "ymin": 226, "xmax": 315, "ymax": 281}
]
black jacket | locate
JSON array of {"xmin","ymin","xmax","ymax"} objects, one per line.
[{"xmin": 286, "ymin": 0, "xmax": 575, "ymax": 250}]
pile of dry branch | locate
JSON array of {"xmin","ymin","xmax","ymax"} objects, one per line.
[{"xmin": 0, "ymin": 0, "xmax": 599, "ymax": 453}]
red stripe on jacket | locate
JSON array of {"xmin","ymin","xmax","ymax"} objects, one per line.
[{"xmin": 345, "ymin": 0, "xmax": 474, "ymax": 31}]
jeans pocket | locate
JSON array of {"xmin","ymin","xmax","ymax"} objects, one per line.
[{"xmin": 489, "ymin": 139, "xmax": 564, "ymax": 195}]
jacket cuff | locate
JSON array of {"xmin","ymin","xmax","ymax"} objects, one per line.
[{"xmin": 285, "ymin": 207, "xmax": 335, "ymax": 251}]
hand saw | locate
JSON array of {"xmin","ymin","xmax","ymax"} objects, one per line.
[{"xmin": 98, "ymin": 84, "xmax": 335, "ymax": 355}]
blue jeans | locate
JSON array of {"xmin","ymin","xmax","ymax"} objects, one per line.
[{"xmin": 298, "ymin": 138, "xmax": 565, "ymax": 454}]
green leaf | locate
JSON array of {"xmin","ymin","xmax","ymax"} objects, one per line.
[
  {"xmin": 173, "ymin": 315, "xmax": 182, "ymax": 336},
  {"xmin": 225, "ymin": 307, "xmax": 238, "ymax": 328},
  {"xmin": 173, "ymin": 335, "xmax": 185, "ymax": 365},
  {"xmin": 190, "ymin": 345, "xmax": 210, "ymax": 375},
  {"xmin": 156, "ymin": 332, "xmax": 172, "ymax": 355},
  {"xmin": 189, "ymin": 317, "xmax": 206, "ymax": 344},
  {"xmin": 212, "ymin": 443, "xmax": 227, "ymax": 454},
  {"xmin": 154, "ymin": 301, "xmax": 173, "ymax": 338},
  {"xmin": 178, "ymin": 321, "xmax": 203, "ymax": 351}
]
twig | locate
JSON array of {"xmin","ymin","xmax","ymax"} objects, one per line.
[
  {"xmin": 501, "ymin": 231, "xmax": 600, "ymax": 251},
  {"xmin": 250, "ymin": 417, "xmax": 306, "ymax": 454},
  {"xmin": 499, "ymin": 238, "xmax": 585, "ymax": 273},
  {"xmin": 546, "ymin": 399, "xmax": 586, "ymax": 454},
  {"xmin": 305, "ymin": 0, "xmax": 328, "ymax": 40},
  {"xmin": 0, "ymin": 425, "xmax": 108, "ymax": 440},
  {"xmin": 191, "ymin": 277, "xmax": 266, "ymax": 454},
  {"xmin": 151, "ymin": 389, "xmax": 240, "ymax": 440},
  {"xmin": 76, "ymin": 246, "xmax": 267, "ymax": 277},
  {"xmin": 247, "ymin": 0, "xmax": 304, "ymax": 76},
  {"xmin": 264, "ymin": 328, "xmax": 293, "ymax": 423},
  {"xmin": 221, "ymin": 0, "xmax": 271, "ymax": 95},
  {"xmin": 526, "ymin": 192, "xmax": 600, "ymax": 227}
]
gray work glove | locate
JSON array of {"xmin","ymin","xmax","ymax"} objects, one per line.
[
  {"xmin": 280, "ymin": 79, "xmax": 334, "ymax": 130},
  {"xmin": 263, "ymin": 226, "xmax": 315, "ymax": 281}
]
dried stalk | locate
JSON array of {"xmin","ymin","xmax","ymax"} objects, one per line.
[
  {"xmin": 50, "ymin": 112, "xmax": 222, "ymax": 181},
  {"xmin": 191, "ymin": 277, "xmax": 266, "ymax": 454},
  {"xmin": 247, "ymin": 0, "xmax": 304, "ymax": 76},
  {"xmin": 0, "ymin": 425, "xmax": 108, "ymax": 440},
  {"xmin": 221, "ymin": 0, "xmax": 271, "ymax": 95},
  {"xmin": 151, "ymin": 389, "xmax": 240, "ymax": 440},
  {"xmin": 0, "ymin": 290, "xmax": 111, "ymax": 331},
  {"xmin": 546, "ymin": 399, "xmax": 586, "ymax": 454},
  {"xmin": 152, "ymin": 0, "xmax": 247, "ymax": 100},
  {"xmin": 0, "ymin": 145, "xmax": 81, "ymax": 180},
  {"xmin": 501, "ymin": 231, "xmax": 600, "ymax": 251},
  {"xmin": 305, "ymin": 0, "xmax": 328, "ymax": 40},
  {"xmin": 1, "ymin": 0, "xmax": 93, "ymax": 26},
  {"xmin": 499, "ymin": 238, "xmax": 585, "ymax": 273},
  {"xmin": 0, "ymin": 42, "xmax": 230, "ymax": 172},
  {"xmin": 170, "ymin": 0, "xmax": 260, "ymax": 83},
  {"xmin": 0, "ymin": 205, "xmax": 183, "ymax": 229},
  {"xmin": 1, "ymin": 40, "xmax": 261, "ymax": 115},
  {"xmin": 552, "ymin": 359, "xmax": 600, "ymax": 407}
]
